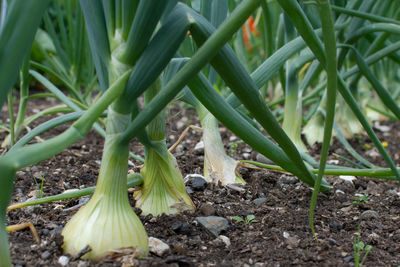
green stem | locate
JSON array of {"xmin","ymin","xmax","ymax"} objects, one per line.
[
  {"xmin": 242, "ymin": 160, "xmax": 400, "ymax": 180},
  {"xmin": 92, "ymin": 108, "xmax": 130, "ymax": 206},
  {"xmin": 7, "ymin": 173, "xmax": 143, "ymax": 211},
  {"xmin": 309, "ymin": 0, "xmax": 337, "ymax": 240},
  {"xmin": 7, "ymin": 91, "xmax": 15, "ymax": 146}
]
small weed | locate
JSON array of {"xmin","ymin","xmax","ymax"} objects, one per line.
[
  {"xmin": 228, "ymin": 140, "xmax": 243, "ymax": 157},
  {"xmin": 354, "ymin": 227, "xmax": 372, "ymax": 267},
  {"xmin": 232, "ymin": 214, "xmax": 258, "ymax": 225},
  {"xmin": 353, "ymin": 194, "xmax": 368, "ymax": 205},
  {"xmin": 32, "ymin": 175, "xmax": 45, "ymax": 198}
]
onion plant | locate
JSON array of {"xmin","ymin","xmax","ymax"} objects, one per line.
[
  {"xmin": 3, "ymin": 0, "xmax": 400, "ymax": 265},
  {"xmin": 0, "ymin": 0, "xmax": 266, "ymax": 264}
]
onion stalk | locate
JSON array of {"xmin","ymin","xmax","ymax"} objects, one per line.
[
  {"xmin": 197, "ymin": 103, "xmax": 245, "ymax": 185},
  {"xmin": 134, "ymin": 78, "xmax": 194, "ymax": 216},
  {"xmin": 62, "ymin": 108, "xmax": 148, "ymax": 261}
]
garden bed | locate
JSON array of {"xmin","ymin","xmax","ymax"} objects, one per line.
[{"xmin": 4, "ymin": 98, "xmax": 400, "ymax": 266}]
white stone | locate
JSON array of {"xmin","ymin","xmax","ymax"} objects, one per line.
[
  {"xmin": 218, "ymin": 235, "xmax": 231, "ymax": 247},
  {"xmin": 339, "ymin": 175, "xmax": 356, "ymax": 184},
  {"xmin": 148, "ymin": 237, "xmax": 170, "ymax": 256},
  {"xmin": 283, "ymin": 231, "xmax": 290, "ymax": 239},
  {"xmin": 58, "ymin": 256, "xmax": 70, "ymax": 266},
  {"xmin": 194, "ymin": 141, "xmax": 204, "ymax": 151}
]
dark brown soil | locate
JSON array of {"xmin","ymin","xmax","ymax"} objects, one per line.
[{"xmin": 3, "ymin": 97, "xmax": 400, "ymax": 266}]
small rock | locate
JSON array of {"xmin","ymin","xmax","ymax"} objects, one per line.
[
  {"xmin": 277, "ymin": 175, "xmax": 298, "ymax": 185},
  {"xmin": 77, "ymin": 261, "xmax": 90, "ymax": 267},
  {"xmin": 31, "ymin": 166, "xmax": 39, "ymax": 172},
  {"xmin": 33, "ymin": 171, "xmax": 44, "ymax": 179},
  {"xmin": 365, "ymin": 181, "xmax": 383, "ymax": 195},
  {"xmin": 171, "ymin": 221, "xmax": 191, "ymax": 235},
  {"xmin": 229, "ymin": 136, "xmax": 237, "ymax": 142},
  {"xmin": 175, "ymin": 144, "xmax": 184, "ymax": 153},
  {"xmin": 327, "ymin": 238, "xmax": 337, "ymax": 245},
  {"xmin": 335, "ymin": 189, "xmax": 345, "ymax": 195},
  {"xmin": 285, "ymin": 236, "xmax": 300, "ymax": 249},
  {"xmin": 185, "ymin": 186, "xmax": 193, "ymax": 195},
  {"xmin": 343, "ymin": 255, "xmax": 353, "ymax": 263},
  {"xmin": 368, "ymin": 232, "xmax": 380, "ymax": 244},
  {"xmin": 242, "ymin": 153, "xmax": 251, "ymax": 159},
  {"xmin": 374, "ymin": 121, "xmax": 390, "ymax": 132},
  {"xmin": 253, "ymin": 197, "xmax": 267, "ymax": 206},
  {"xmin": 196, "ymin": 216, "xmax": 229, "ymax": 237},
  {"xmin": 41, "ymin": 251, "xmax": 51, "ymax": 260},
  {"xmin": 199, "ymin": 203, "xmax": 216, "ymax": 216},
  {"xmin": 329, "ymin": 221, "xmax": 343, "ymax": 232},
  {"xmin": 148, "ymin": 237, "xmax": 170, "ymax": 256},
  {"xmin": 387, "ymin": 189, "xmax": 400, "ymax": 196},
  {"xmin": 276, "ymin": 176, "xmax": 298, "ymax": 190},
  {"xmin": 190, "ymin": 177, "xmax": 207, "ymax": 191},
  {"xmin": 194, "ymin": 141, "xmax": 204, "ymax": 154},
  {"xmin": 176, "ymin": 120, "xmax": 186, "ymax": 130},
  {"xmin": 283, "ymin": 232, "xmax": 290, "ymax": 239},
  {"xmin": 360, "ymin": 210, "xmax": 380, "ymax": 220},
  {"xmin": 58, "ymin": 256, "xmax": 70, "ymax": 266},
  {"xmin": 339, "ymin": 175, "xmax": 356, "ymax": 184},
  {"xmin": 217, "ymin": 235, "xmax": 231, "ymax": 247},
  {"xmin": 256, "ymin": 153, "xmax": 274, "ymax": 164},
  {"xmin": 16, "ymin": 171, "xmax": 26, "ymax": 178}
]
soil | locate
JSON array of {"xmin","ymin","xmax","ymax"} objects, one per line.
[{"xmin": 2, "ymin": 96, "xmax": 400, "ymax": 266}]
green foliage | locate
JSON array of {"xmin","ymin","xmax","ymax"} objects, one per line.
[
  {"xmin": 354, "ymin": 227, "xmax": 372, "ymax": 267},
  {"xmin": 232, "ymin": 214, "xmax": 258, "ymax": 225}
]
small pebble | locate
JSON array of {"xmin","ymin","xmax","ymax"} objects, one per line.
[
  {"xmin": 58, "ymin": 256, "xmax": 70, "ymax": 266},
  {"xmin": 283, "ymin": 232, "xmax": 290, "ymax": 239},
  {"xmin": 185, "ymin": 186, "xmax": 194, "ymax": 195},
  {"xmin": 196, "ymin": 216, "xmax": 229, "ymax": 237},
  {"xmin": 327, "ymin": 238, "xmax": 337, "ymax": 245},
  {"xmin": 171, "ymin": 221, "xmax": 191, "ymax": 235},
  {"xmin": 199, "ymin": 203, "xmax": 216, "ymax": 216},
  {"xmin": 148, "ymin": 237, "xmax": 170, "ymax": 257},
  {"xmin": 218, "ymin": 235, "xmax": 231, "ymax": 247},
  {"xmin": 229, "ymin": 136, "xmax": 237, "ymax": 142},
  {"xmin": 77, "ymin": 261, "xmax": 90, "ymax": 267},
  {"xmin": 194, "ymin": 141, "xmax": 204, "ymax": 154},
  {"xmin": 253, "ymin": 197, "xmax": 267, "ymax": 206},
  {"xmin": 343, "ymin": 255, "xmax": 353, "ymax": 263},
  {"xmin": 176, "ymin": 120, "xmax": 186, "ymax": 130},
  {"xmin": 41, "ymin": 251, "xmax": 51, "ymax": 260},
  {"xmin": 329, "ymin": 221, "xmax": 343, "ymax": 232},
  {"xmin": 242, "ymin": 153, "xmax": 251, "ymax": 159},
  {"xmin": 190, "ymin": 177, "xmax": 207, "ymax": 191},
  {"xmin": 360, "ymin": 210, "xmax": 380, "ymax": 220}
]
